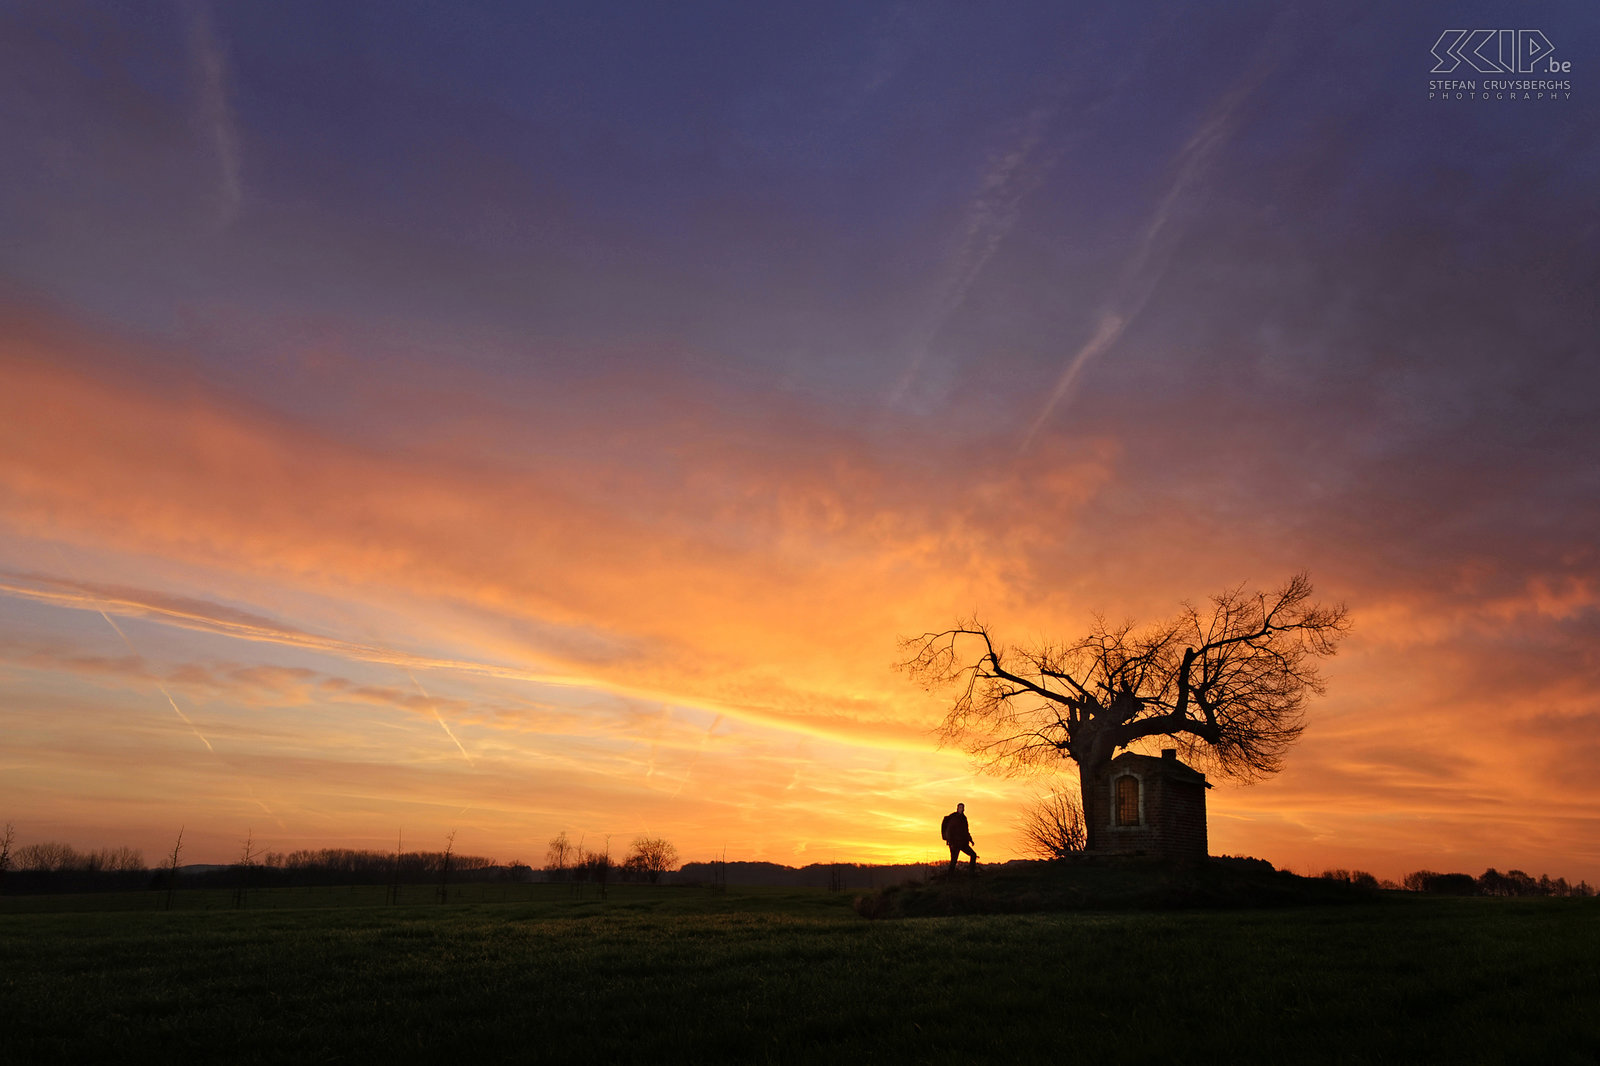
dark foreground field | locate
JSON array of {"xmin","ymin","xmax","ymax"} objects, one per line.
[{"xmin": 3, "ymin": 882, "xmax": 1597, "ymax": 1064}]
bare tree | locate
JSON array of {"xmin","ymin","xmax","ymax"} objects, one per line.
[
  {"xmin": 387, "ymin": 830, "xmax": 404, "ymax": 905},
  {"xmin": 901, "ymin": 572, "xmax": 1348, "ymax": 851},
  {"xmin": 1016, "ymin": 789, "xmax": 1086, "ymax": 860},
  {"xmin": 234, "ymin": 829, "xmax": 257, "ymax": 909},
  {"xmin": 15, "ymin": 841, "xmax": 78, "ymax": 871},
  {"xmin": 545, "ymin": 830, "xmax": 575, "ymax": 881},
  {"xmin": 578, "ymin": 838, "xmax": 613, "ymax": 898},
  {"xmin": 165, "ymin": 828, "xmax": 184, "ymax": 910},
  {"xmin": 87, "ymin": 846, "xmax": 145, "ymax": 872},
  {"xmin": 624, "ymin": 837, "xmax": 680, "ymax": 884},
  {"xmin": 0, "ymin": 822, "xmax": 13, "ymax": 877},
  {"xmin": 437, "ymin": 830, "xmax": 456, "ymax": 903}
]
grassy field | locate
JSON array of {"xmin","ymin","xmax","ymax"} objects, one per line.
[{"xmin": 3, "ymin": 883, "xmax": 1597, "ymax": 1064}]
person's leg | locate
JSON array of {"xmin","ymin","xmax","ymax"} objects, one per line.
[
  {"xmin": 948, "ymin": 843, "xmax": 960, "ymax": 871},
  {"xmin": 962, "ymin": 842, "xmax": 978, "ymax": 866}
]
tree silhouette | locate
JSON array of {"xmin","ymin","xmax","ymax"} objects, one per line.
[
  {"xmin": 577, "ymin": 838, "xmax": 613, "ymax": 898},
  {"xmin": 624, "ymin": 837, "xmax": 679, "ymax": 884},
  {"xmin": 234, "ymin": 829, "xmax": 257, "ymax": 909},
  {"xmin": 164, "ymin": 828, "xmax": 183, "ymax": 910},
  {"xmin": 901, "ymin": 572, "xmax": 1348, "ymax": 851},
  {"xmin": 1016, "ymin": 789, "xmax": 1086, "ymax": 860},
  {"xmin": 387, "ymin": 830, "xmax": 403, "ymax": 905},
  {"xmin": 437, "ymin": 830, "xmax": 456, "ymax": 904},
  {"xmin": 545, "ymin": 831, "xmax": 575, "ymax": 881}
]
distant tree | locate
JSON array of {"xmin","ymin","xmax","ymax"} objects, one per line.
[
  {"xmin": 0, "ymin": 821, "xmax": 13, "ymax": 877},
  {"xmin": 387, "ymin": 830, "xmax": 404, "ymax": 905},
  {"xmin": 901, "ymin": 573, "xmax": 1348, "ymax": 851},
  {"xmin": 1479, "ymin": 868, "xmax": 1541, "ymax": 897},
  {"xmin": 85, "ymin": 846, "xmax": 145, "ymax": 873},
  {"xmin": 578, "ymin": 840, "xmax": 613, "ymax": 897},
  {"xmin": 1016, "ymin": 789, "xmax": 1086, "ymax": 860},
  {"xmin": 437, "ymin": 830, "xmax": 456, "ymax": 904},
  {"xmin": 164, "ymin": 828, "xmax": 184, "ymax": 910},
  {"xmin": 234, "ymin": 829, "xmax": 257, "ymax": 908},
  {"xmin": 15, "ymin": 841, "xmax": 79, "ymax": 872},
  {"xmin": 625, "ymin": 837, "xmax": 680, "ymax": 884},
  {"xmin": 1403, "ymin": 871, "xmax": 1478, "ymax": 895},
  {"xmin": 545, "ymin": 831, "xmax": 575, "ymax": 882},
  {"xmin": 1318, "ymin": 869, "xmax": 1380, "ymax": 891}
]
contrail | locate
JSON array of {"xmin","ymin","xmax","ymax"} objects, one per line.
[
  {"xmin": 407, "ymin": 670, "xmax": 473, "ymax": 766},
  {"xmin": 1019, "ymin": 58, "xmax": 1277, "ymax": 453},
  {"xmin": 889, "ymin": 104, "xmax": 1056, "ymax": 407},
  {"xmin": 184, "ymin": 0, "xmax": 242, "ymax": 227},
  {"xmin": 1018, "ymin": 312, "xmax": 1127, "ymax": 451},
  {"xmin": 0, "ymin": 576, "xmax": 601, "ymax": 685},
  {"xmin": 0, "ymin": 576, "xmax": 602, "ymax": 690},
  {"xmin": 247, "ymin": 785, "xmax": 288, "ymax": 832},
  {"xmin": 890, "ymin": 9, "xmax": 1150, "ymax": 410},
  {"xmin": 1, "ymin": 573, "xmax": 943, "ymax": 754},
  {"xmin": 671, "ymin": 713, "xmax": 723, "ymax": 798},
  {"xmin": 42, "ymin": 551, "xmax": 309, "ymax": 841},
  {"xmin": 644, "ymin": 704, "xmax": 672, "ymax": 781},
  {"xmin": 94, "ymin": 605, "xmax": 216, "ymax": 754}
]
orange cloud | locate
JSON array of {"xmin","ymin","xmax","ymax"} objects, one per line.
[{"xmin": 0, "ymin": 305, "xmax": 1121, "ymax": 748}]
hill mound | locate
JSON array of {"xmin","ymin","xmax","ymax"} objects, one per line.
[{"xmin": 853, "ymin": 856, "xmax": 1375, "ymax": 918}]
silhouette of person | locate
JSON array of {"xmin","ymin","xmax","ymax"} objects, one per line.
[{"xmin": 941, "ymin": 802, "xmax": 978, "ymax": 871}]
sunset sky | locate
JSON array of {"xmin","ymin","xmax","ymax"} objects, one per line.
[{"xmin": 2, "ymin": 2, "xmax": 1596, "ymax": 882}]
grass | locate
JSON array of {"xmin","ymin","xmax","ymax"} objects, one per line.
[{"xmin": 2, "ymin": 883, "xmax": 1597, "ymax": 1063}]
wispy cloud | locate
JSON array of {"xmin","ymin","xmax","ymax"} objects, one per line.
[
  {"xmin": 184, "ymin": 0, "xmax": 241, "ymax": 227},
  {"xmin": 1020, "ymin": 64, "xmax": 1271, "ymax": 452},
  {"xmin": 890, "ymin": 104, "xmax": 1058, "ymax": 407}
]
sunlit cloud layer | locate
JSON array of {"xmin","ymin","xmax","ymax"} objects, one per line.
[{"xmin": 1, "ymin": 2, "xmax": 1596, "ymax": 881}]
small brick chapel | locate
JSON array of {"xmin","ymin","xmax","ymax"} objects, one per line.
[{"xmin": 1087, "ymin": 749, "xmax": 1210, "ymax": 860}]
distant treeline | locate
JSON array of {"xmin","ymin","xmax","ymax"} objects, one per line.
[
  {"xmin": 1, "ymin": 841, "xmax": 152, "ymax": 894},
  {"xmin": 0, "ymin": 840, "xmax": 534, "ymax": 895},
  {"xmin": 671, "ymin": 860, "xmax": 940, "ymax": 889},
  {"xmin": 7, "ymin": 841, "xmax": 145, "ymax": 873},
  {"xmin": 173, "ymin": 848, "xmax": 527, "ymax": 890},
  {"xmin": 543, "ymin": 856, "xmax": 677, "ymax": 884},
  {"xmin": 4, "ymin": 832, "xmax": 1595, "ymax": 899},
  {"xmin": 1321, "ymin": 867, "xmax": 1595, "ymax": 897}
]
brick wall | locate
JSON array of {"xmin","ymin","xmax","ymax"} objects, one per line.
[
  {"xmin": 1089, "ymin": 755, "xmax": 1208, "ymax": 861},
  {"xmin": 1153, "ymin": 778, "xmax": 1207, "ymax": 859}
]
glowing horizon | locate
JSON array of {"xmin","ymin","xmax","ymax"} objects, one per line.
[{"xmin": 2, "ymin": 3, "xmax": 1596, "ymax": 883}]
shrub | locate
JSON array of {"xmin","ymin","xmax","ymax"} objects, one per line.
[{"xmin": 1319, "ymin": 869, "xmax": 1380, "ymax": 891}]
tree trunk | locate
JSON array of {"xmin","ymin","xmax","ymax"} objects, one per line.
[{"xmin": 1078, "ymin": 757, "xmax": 1109, "ymax": 853}]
